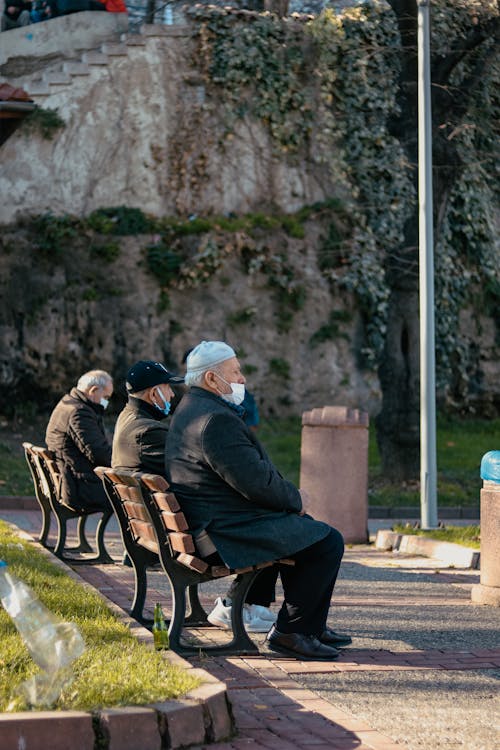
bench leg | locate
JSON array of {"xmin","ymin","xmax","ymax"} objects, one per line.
[
  {"xmin": 53, "ymin": 514, "xmax": 68, "ymax": 559},
  {"xmin": 74, "ymin": 516, "xmax": 93, "ymax": 553},
  {"xmin": 57, "ymin": 512, "xmax": 114, "ymax": 566},
  {"xmin": 38, "ymin": 503, "xmax": 53, "ymax": 548},
  {"xmin": 185, "ymin": 585, "xmax": 210, "ymax": 626},
  {"xmin": 92, "ymin": 511, "xmax": 114, "ymax": 564},
  {"xmin": 171, "ymin": 571, "xmax": 260, "ymax": 656},
  {"xmin": 167, "ymin": 583, "xmax": 188, "ymax": 653},
  {"xmin": 130, "ymin": 563, "xmax": 148, "ymax": 622},
  {"xmin": 128, "ymin": 548, "xmax": 157, "ymax": 626}
]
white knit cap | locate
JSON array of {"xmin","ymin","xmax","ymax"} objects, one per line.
[{"xmin": 186, "ymin": 341, "xmax": 236, "ymax": 375}]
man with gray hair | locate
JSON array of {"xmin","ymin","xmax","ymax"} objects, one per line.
[
  {"xmin": 166, "ymin": 341, "xmax": 350, "ymax": 660},
  {"xmin": 45, "ymin": 370, "xmax": 113, "ymax": 511}
]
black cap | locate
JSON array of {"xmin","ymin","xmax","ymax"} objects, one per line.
[{"xmin": 126, "ymin": 360, "xmax": 184, "ymax": 393}]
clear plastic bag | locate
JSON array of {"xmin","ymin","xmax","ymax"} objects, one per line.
[{"xmin": 0, "ymin": 561, "xmax": 85, "ymax": 707}]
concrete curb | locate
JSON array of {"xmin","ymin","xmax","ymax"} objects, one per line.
[
  {"xmin": 1, "ymin": 524, "xmax": 235, "ymax": 750},
  {"xmin": 374, "ymin": 529, "xmax": 480, "ymax": 569},
  {"xmin": 368, "ymin": 505, "xmax": 480, "ymax": 519}
]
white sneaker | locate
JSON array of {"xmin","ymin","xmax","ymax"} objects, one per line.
[
  {"xmin": 207, "ymin": 598, "xmax": 271, "ymax": 633},
  {"xmin": 243, "ymin": 606, "xmax": 272, "ymax": 633},
  {"xmin": 245, "ymin": 603, "xmax": 277, "ymax": 623},
  {"xmin": 207, "ymin": 597, "xmax": 232, "ymax": 629}
]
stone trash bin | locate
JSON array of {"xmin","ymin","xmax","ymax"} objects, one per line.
[
  {"xmin": 471, "ymin": 450, "xmax": 500, "ymax": 607},
  {"xmin": 299, "ymin": 406, "xmax": 369, "ymax": 544}
]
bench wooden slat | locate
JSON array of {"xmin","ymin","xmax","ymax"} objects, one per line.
[
  {"xmin": 176, "ymin": 553, "xmax": 208, "ymax": 574},
  {"xmin": 126, "ymin": 485, "xmax": 143, "ymax": 502},
  {"xmin": 168, "ymin": 532, "xmax": 195, "ymax": 554},
  {"xmin": 116, "ymin": 483, "xmax": 132, "ymax": 501},
  {"xmin": 152, "ymin": 491, "xmax": 180, "ymax": 513},
  {"xmin": 210, "ymin": 565, "xmax": 232, "ymax": 577},
  {"xmin": 140, "ymin": 474, "xmax": 169, "ymax": 492},
  {"xmin": 159, "ymin": 510, "xmax": 188, "ymax": 532},
  {"xmin": 105, "ymin": 469, "xmax": 138, "ymax": 486},
  {"xmin": 129, "ymin": 518, "xmax": 159, "ymax": 553},
  {"xmin": 123, "ymin": 500, "xmax": 151, "ymax": 524}
]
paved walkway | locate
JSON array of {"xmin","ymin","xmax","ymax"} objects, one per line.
[{"xmin": 1, "ymin": 509, "xmax": 499, "ymax": 750}]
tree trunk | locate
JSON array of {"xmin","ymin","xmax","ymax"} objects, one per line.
[
  {"xmin": 375, "ymin": 0, "xmax": 421, "ymax": 479},
  {"xmin": 375, "ymin": 289, "xmax": 420, "ymax": 479},
  {"xmin": 374, "ymin": 0, "xmax": 480, "ymax": 479}
]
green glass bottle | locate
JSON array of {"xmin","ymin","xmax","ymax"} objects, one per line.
[{"xmin": 152, "ymin": 602, "xmax": 169, "ymax": 650}]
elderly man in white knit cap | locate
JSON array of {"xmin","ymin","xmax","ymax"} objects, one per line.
[{"xmin": 165, "ymin": 340, "xmax": 351, "ymax": 660}]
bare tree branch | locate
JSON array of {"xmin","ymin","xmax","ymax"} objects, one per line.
[{"xmin": 432, "ymin": 14, "xmax": 500, "ymax": 85}]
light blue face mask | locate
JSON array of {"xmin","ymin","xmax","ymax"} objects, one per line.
[{"xmin": 154, "ymin": 387, "xmax": 171, "ymax": 416}]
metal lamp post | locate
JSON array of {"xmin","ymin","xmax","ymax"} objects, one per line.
[{"xmin": 418, "ymin": 0, "xmax": 438, "ymax": 529}]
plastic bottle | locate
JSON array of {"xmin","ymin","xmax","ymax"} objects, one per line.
[
  {"xmin": 152, "ymin": 602, "xmax": 169, "ymax": 650},
  {"xmin": 0, "ymin": 560, "xmax": 85, "ymax": 673}
]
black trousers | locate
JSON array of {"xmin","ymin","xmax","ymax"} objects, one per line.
[
  {"xmin": 275, "ymin": 526, "xmax": 344, "ymax": 635},
  {"xmin": 215, "ymin": 525, "xmax": 344, "ymax": 634},
  {"xmin": 228, "ymin": 564, "xmax": 279, "ymax": 607}
]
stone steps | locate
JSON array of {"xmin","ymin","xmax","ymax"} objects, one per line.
[
  {"xmin": 25, "ymin": 34, "xmax": 136, "ymax": 102},
  {"xmin": 23, "ymin": 24, "xmax": 188, "ymax": 104}
]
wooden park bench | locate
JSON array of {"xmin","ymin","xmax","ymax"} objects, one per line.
[
  {"xmin": 95, "ymin": 466, "xmax": 294, "ymax": 656},
  {"xmin": 23, "ymin": 442, "xmax": 113, "ymax": 565}
]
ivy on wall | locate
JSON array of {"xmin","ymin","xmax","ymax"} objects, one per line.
[{"xmin": 185, "ymin": 2, "xmax": 499, "ymax": 404}]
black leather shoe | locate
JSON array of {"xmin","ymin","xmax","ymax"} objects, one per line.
[
  {"xmin": 319, "ymin": 627, "xmax": 352, "ymax": 647},
  {"xmin": 266, "ymin": 625, "xmax": 340, "ymax": 661}
]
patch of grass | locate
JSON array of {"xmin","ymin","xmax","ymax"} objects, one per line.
[
  {"xmin": 369, "ymin": 416, "xmax": 499, "ymax": 507},
  {"xmin": 0, "ymin": 520, "xmax": 200, "ymax": 711},
  {"xmin": 259, "ymin": 416, "xmax": 499, "ymax": 509},
  {"xmin": 392, "ymin": 523, "xmax": 481, "ymax": 549},
  {"xmin": 309, "ymin": 310, "xmax": 351, "ymax": 347},
  {"xmin": 20, "ymin": 107, "xmax": 65, "ymax": 140},
  {"xmin": 0, "ymin": 443, "xmax": 33, "ymax": 496},
  {"xmin": 227, "ymin": 307, "xmax": 257, "ymax": 326},
  {"xmin": 268, "ymin": 358, "xmax": 291, "ymax": 380},
  {"xmin": 258, "ymin": 417, "xmax": 301, "ymax": 486},
  {"xmin": 1, "ymin": 416, "xmax": 498, "ymax": 508},
  {"xmin": 89, "ymin": 241, "xmax": 121, "ymax": 263},
  {"xmin": 31, "ymin": 214, "xmax": 79, "ymax": 258},
  {"xmin": 87, "ymin": 207, "xmax": 153, "ymax": 236}
]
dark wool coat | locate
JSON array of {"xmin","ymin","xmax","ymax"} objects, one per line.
[
  {"xmin": 112, "ymin": 396, "xmax": 169, "ymax": 475},
  {"xmin": 165, "ymin": 387, "xmax": 330, "ymax": 569},
  {"xmin": 45, "ymin": 387, "xmax": 111, "ymax": 511}
]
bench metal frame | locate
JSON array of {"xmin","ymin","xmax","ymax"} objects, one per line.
[
  {"xmin": 96, "ymin": 467, "xmax": 291, "ymax": 656},
  {"xmin": 23, "ymin": 442, "xmax": 113, "ymax": 565}
]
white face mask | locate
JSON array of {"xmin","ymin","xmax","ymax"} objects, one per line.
[
  {"xmin": 100, "ymin": 397, "xmax": 109, "ymax": 410},
  {"xmin": 215, "ymin": 374, "xmax": 245, "ymax": 406}
]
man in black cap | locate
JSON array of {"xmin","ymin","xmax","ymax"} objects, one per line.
[{"xmin": 111, "ymin": 360, "xmax": 184, "ymax": 475}]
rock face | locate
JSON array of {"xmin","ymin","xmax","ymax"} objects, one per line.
[
  {"xmin": 0, "ymin": 224, "xmax": 380, "ymax": 417},
  {"xmin": 0, "ymin": 13, "xmax": 498, "ymax": 419},
  {"xmin": 0, "ymin": 13, "xmax": 361, "ymax": 416},
  {"xmin": 0, "ymin": 19, "xmax": 331, "ymax": 223}
]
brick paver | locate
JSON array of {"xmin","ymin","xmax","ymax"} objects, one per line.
[
  {"xmin": 2, "ymin": 511, "xmax": 498, "ymax": 750},
  {"xmin": 50, "ymin": 525, "xmax": 496, "ymax": 749}
]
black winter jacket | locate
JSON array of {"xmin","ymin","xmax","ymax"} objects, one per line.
[
  {"xmin": 45, "ymin": 387, "xmax": 111, "ymax": 510},
  {"xmin": 166, "ymin": 387, "xmax": 330, "ymax": 569},
  {"xmin": 112, "ymin": 397, "xmax": 168, "ymax": 475}
]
